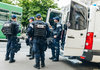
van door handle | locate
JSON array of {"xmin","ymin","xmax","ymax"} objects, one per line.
[
  {"xmin": 80, "ymin": 33, "xmax": 83, "ymax": 36},
  {"xmin": 68, "ymin": 36, "xmax": 75, "ymax": 39}
]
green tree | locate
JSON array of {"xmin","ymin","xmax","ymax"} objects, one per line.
[
  {"xmin": 0, "ymin": 0, "xmax": 2, "ymax": 2},
  {"xmin": 18, "ymin": 0, "xmax": 58, "ymax": 26},
  {"xmin": 1, "ymin": 0, "xmax": 12, "ymax": 4},
  {"xmin": 0, "ymin": 0, "xmax": 58, "ymax": 27}
]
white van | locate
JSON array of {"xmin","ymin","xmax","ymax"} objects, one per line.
[
  {"xmin": 46, "ymin": 0, "xmax": 100, "ymax": 62},
  {"xmin": 63, "ymin": 0, "xmax": 100, "ymax": 63}
]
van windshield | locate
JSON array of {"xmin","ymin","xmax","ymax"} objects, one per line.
[{"xmin": 69, "ymin": 1, "xmax": 88, "ymax": 30}]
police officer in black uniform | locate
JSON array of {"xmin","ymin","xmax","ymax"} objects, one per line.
[
  {"xmin": 26, "ymin": 17, "xmax": 34, "ymax": 60},
  {"xmin": 49, "ymin": 16, "xmax": 62, "ymax": 61},
  {"xmin": 27, "ymin": 14, "xmax": 50, "ymax": 69},
  {"xmin": 2, "ymin": 15, "xmax": 21, "ymax": 63}
]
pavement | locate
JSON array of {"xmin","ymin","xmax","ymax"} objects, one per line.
[{"xmin": 0, "ymin": 40, "xmax": 100, "ymax": 70}]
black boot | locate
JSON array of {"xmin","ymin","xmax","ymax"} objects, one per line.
[
  {"xmin": 9, "ymin": 59, "xmax": 16, "ymax": 63},
  {"xmin": 26, "ymin": 54, "xmax": 31, "ymax": 57},
  {"xmin": 49, "ymin": 57, "xmax": 55, "ymax": 60},
  {"xmin": 5, "ymin": 57, "xmax": 9, "ymax": 61},
  {"xmin": 33, "ymin": 64, "xmax": 40, "ymax": 69},
  {"xmin": 41, "ymin": 63, "xmax": 45, "ymax": 67},
  {"xmin": 29, "ymin": 56, "xmax": 34, "ymax": 60},
  {"xmin": 52, "ymin": 58, "xmax": 59, "ymax": 62}
]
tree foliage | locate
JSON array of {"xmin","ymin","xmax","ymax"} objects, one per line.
[
  {"xmin": 18, "ymin": 0, "xmax": 58, "ymax": 26},
  {"xmin": 0, "ymin": 0, "xmax": 58, "ymax": 27},
  {"xmin": 1, "ymin": 0, "xmax": 12, "ymax": 4}
]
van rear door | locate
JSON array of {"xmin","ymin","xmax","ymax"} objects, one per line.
[
  {"xmin": 46, "ymin": 8, "xmax": 63, "ymax": 45},
  {"xmin": 46, "ymin": 8, "xmax": 63, "ymax": 27},
  {"xmin": 64, "ymin": 0, "xmax": 88, "ymax": 56}
]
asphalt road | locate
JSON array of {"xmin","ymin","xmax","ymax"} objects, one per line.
[{"xmin": 0, "ymin": 40, "xmax": 100, "ymax": 70}]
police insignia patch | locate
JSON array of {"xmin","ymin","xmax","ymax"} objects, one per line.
[
  {"xmin": 30, "ymin": 24, "xmax": 33, "ymax": 28},
  {"xmin": 57, "ymin": 24, "xmax": 61, "ymax": 27},
  {"xmin": 37, "ymin": 25, "xmax": 45, "ymax": 28}
]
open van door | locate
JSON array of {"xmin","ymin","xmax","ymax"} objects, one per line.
[
  {"xmin": 46, "ymin": 8, "xmax": 63, "ymax": 28},
  {"xmin": 64, "ymin": 0, "xmax": 88, "ymax": 56},
  {"xmin": 46, "ymin": 8, "xmax": 63, "ymax": 48}
]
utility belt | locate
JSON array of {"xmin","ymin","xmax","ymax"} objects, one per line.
[{"xmin": 7, "ymin": 35, "xmax": 17, "ymax": 39}]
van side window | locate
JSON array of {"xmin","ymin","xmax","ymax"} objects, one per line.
[{"xmin": 69, "ymin": 1, "xmax": 88, "ymax": 30}]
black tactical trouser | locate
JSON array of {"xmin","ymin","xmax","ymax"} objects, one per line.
[
  {"xmin": 6, "ymin": 36, "xmax": 16, "ymax": 61},
  {"xmin": 32, "ymin": 38, "xmax": 46, "ymax": 67}
]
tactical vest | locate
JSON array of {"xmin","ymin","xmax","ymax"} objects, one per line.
[
  {"xmin": 2, "ymin": 21, "xmax": 17, "ymax": 35},
  {"xmin": 33, "ymin": 22, "xmax": 46, "ymax": 38}
]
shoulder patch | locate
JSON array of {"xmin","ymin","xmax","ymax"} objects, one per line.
[
  {"xmin": 30, "ymin": 24, "xmax": 33, "ymax": 28},
  {"xmin": 57, "ymin": 24, "xmax": 61, "ymax": 27}
]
